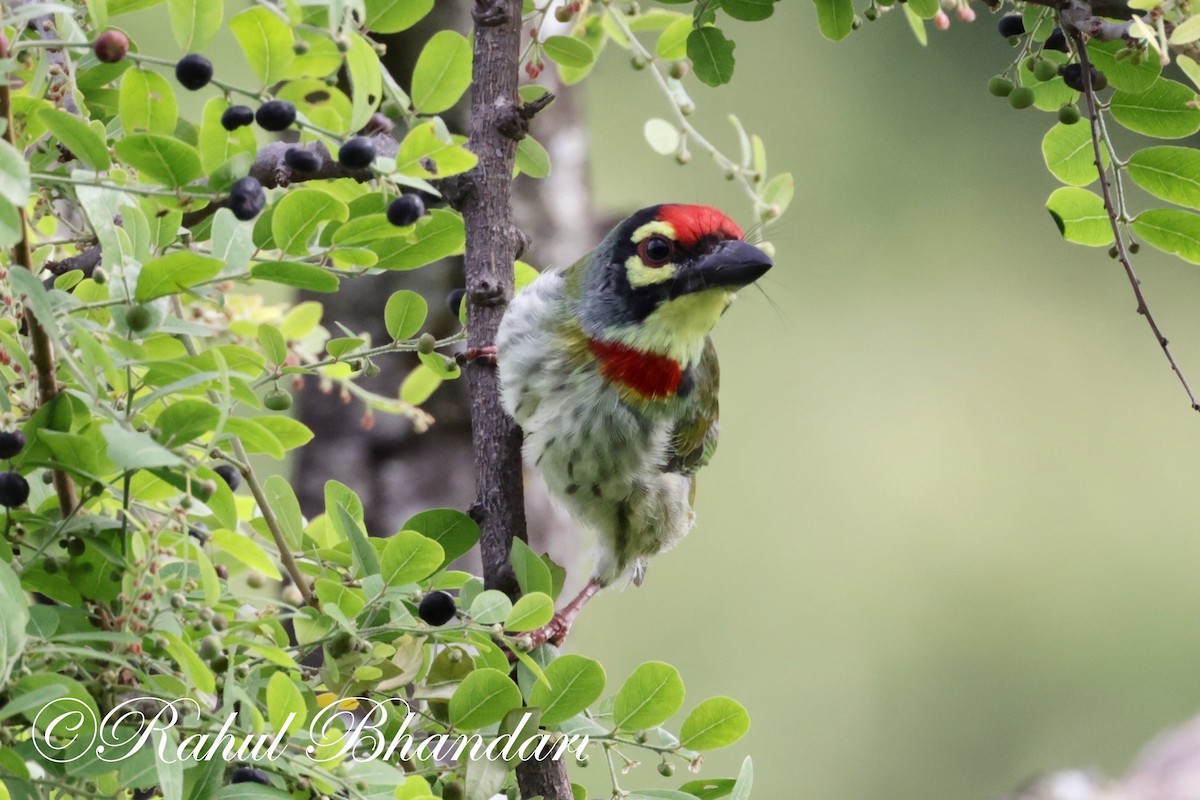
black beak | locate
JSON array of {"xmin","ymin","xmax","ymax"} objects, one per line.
[{"xmin": 671, "ymin": 239, "xmax": 773, "ymax": 298}]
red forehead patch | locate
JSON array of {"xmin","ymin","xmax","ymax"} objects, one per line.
[{"xmin": 657, "ymin": 205, "xmax": 743, "ymax": 248}]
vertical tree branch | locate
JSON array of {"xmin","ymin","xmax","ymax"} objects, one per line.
[
  {"xmin": 461, "ymin": 1, "xmax": 574, "ymax": 798},
  {"xmin": 0, "ymin": 34, "xmax": 77, "ymax": 515}
]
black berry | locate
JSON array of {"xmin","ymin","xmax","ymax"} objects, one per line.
[
  {"xmin": 0, "ymin": 431, "xmax": 26, "ymax": 459},
  {"xmin": 387, "ymin": 194, "xmax": 426, "ymax": 227},
  {"xmin": 214, "ymin": 464, "xmax": 241, "ymax": 492},
  {"xmin": 1045, "ymin": 28, "xmax": 1068, "ymax": 52},
  {"xmin": 228, "ymin": 176, "xmax": 265, "ymax": 221},
  {"xmin": 284, "ymin": 147, "xmax": 321, "ymax": 173},
  {"xmin": 93, "ymin": 30, "xmax": 129, "ymax": 63},
  {"xmin": 447, "ymin": 288, "xmax": 466, "ymax": 317},
  {"xmin": 67, "ymin": 537, "xmax": 86, "ymax": 557},
  {"xmin": 418, "ymin": 590, "xmax": 456, "ymax": 626},
  {"xmin": 338, "ymin": 137, "xmax": 376, "ymax": 169},
  {"xmin": 0, "ymin": 472, "xmax": 30, "ymax": 508},
  {"xmin": 175, "ymin": 54, "xmax": 213, "ymax": 91},
  {"xmin": 255, "ymin": 100, "xmax": 296, "ymax": 132},
  {"xmin": 998, "ymin": 14, "xmax": 1025, "ymax": 38},
  {"xmin": 1061, "ymin": 63, "xmax": 1106, "ymax": 92},
  {"xmin": 221, "ymin": 105, "xmax": 255, "ymax": 131}
]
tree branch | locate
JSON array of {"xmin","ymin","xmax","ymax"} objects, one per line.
[
  {"xmin": 1068, "ymin": 26, "xmax": 1200, "ymax": 411},
  {"xmin": 460, "ymin": 0, "xmax": 574, "ymax": 798},
  {"xmin": 1, "ymin": 33, "xmax": 77, "ymax": 515}
]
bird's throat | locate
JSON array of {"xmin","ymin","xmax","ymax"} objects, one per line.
[{"xmin": 587, "ymin": 339, "xmax": 684, "ymax": 400}]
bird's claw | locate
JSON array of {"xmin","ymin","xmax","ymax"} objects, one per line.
[
  {"xmin": 504, "ymin": 612, "xmax": 574, "ymax": 662},
  {"xmin": 463, "ymin": 345, "xmax": 498, "ymax": 365}
]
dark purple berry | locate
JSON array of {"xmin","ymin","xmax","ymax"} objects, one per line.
[
  {"xmin": 284, "ymin": 147, "xmax": 321, "ymax": 173},
  {"xmin": 230, "ymin": 767, "xmax": 269, "ymax": 785},
  {"xmin": 214, "ymin": 464, "xmax": 241, "ymax": 492},
  {"xmin": 998, "ymin": 14, "xmax": 1025, "ymax": 38},
  {"xmin": 1061, "ymin": 63, "xmax": 1106, "ymax": 92},
  {"xmin": 0, "ymin": 472, "xmax": 30, "ymax": 508},
  {"xmin": 93, "ymin": 30, "xmax": 129, "ymax": 64},
  {"xmin": 175, "ymin": 54, "xmax": 213, "ymax": 91},
  {"xmin": 447, "ymin": 288, "xmax": 465, "ymax": 318},
  {"xmin": 221, "ymin": 105, "xmax": 255, "ymax": 131},
  {"xmin": 1044, "ymin": 28, "xmax": 1068, "ymax": 53},
  {"xmin": 338, "ymin": 136, "xmax": 376, "ymax": 169},
  {"xmin": 418, "ymin": 590, "xmax": 456, "ymax": 626},
  {"xmin": 255, "ymin": 100, "xmax": 296, "ymax": 132},
  {"xmin": 228, "ymin": 177, "xmax": 265, "ymax": 221},
  {"xmin": 0, "ymin": 431, "xmax": 26, "ymax": 459},
  {"xmin": 387, "ymin": 194, "xmax": 426, "ymax": 227}
]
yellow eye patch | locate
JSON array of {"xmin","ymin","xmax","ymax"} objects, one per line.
[{"xmin": 626, "ymin": 221, "xmax": 678, "ymax": 286}]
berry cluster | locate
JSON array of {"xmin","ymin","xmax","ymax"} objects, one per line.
[
  {"xmin": 0, "ymin": 431, "xmax": 27, "ymax": 509},
  {"xmin": 987, "ymin": 15, "xmax": 1095, "ymax": 125}
]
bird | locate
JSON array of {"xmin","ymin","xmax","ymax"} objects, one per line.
[{"xmin": 494, "ymin": 203, "xmax": 773, "ymax": 647}]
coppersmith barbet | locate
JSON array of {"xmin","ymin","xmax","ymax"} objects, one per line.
[{"xmin": 495, "ymin": 204, "xmax": 773, "ymax": 645}]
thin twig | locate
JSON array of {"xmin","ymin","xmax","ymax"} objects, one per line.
[{"xmin": 1070, "ymin": 26, "xmax": 1200, "ymax": 411}]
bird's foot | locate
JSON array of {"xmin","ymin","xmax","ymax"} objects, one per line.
[{"xmin": 463, "ymin": 345, "xmax": 497, "ymax": 365}]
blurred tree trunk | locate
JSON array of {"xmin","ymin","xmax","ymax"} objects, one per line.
[{"xmin": 293, "ymin": 5, "xmax": 601, "ymax": 575}]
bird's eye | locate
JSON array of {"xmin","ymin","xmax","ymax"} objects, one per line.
[{"xmin": 638, "ymin": 235, "xmax": 674, "ymax": 268}]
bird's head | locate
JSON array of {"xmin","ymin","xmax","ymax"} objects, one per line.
[{"xmin": 571, "ymin": 204, "xmax": 773, "ymax": 365}]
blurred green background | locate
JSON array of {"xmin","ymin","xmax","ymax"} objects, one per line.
[
  {"xmin": 576, "ymin": 3, "xmax": 1200, "ymax": 799},
  {"xmin": 121, "ymin": 2, "xmax": 1200, "ymax": 797}
]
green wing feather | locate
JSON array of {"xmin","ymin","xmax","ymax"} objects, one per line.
[{"xmin": 666, "ymin": 338, "xmax": 720, "ymax": 485}]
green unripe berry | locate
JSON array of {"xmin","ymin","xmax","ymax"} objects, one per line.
[
  {"xmin": 442, "ymin": 782, "xmax": 465, "ymax": 800},
  {"xmin": 1129, "ymin": 242, "xmax": 1141, "ymax": 254},
  {"xmin": 851, "ymin": 15, "xmax": 863, "ymax": 28},
  {"xmin": 988, "ymin": 77, "xmax": 1014, "ymax": 97},
  {"xmin": 1008, "ymin": 87, "xmax": 1035, "ymax": 109},
  {"xmin": 658, "ymin": 761, "xmax": 674, "ymax": 777},
  {"xmin": 198, "ymin": 635, "xmax": 221, "ymax": 660},
  {"xmin": 1022, "ymin": 56, "xmax": 1039, "ymax": 73},
  {"xmin": 1058, "ymin": 103, "xmax": 1081, "ymax": 125},
  {"xmin": 246, "ymin": 572, "xmax": 265, "ymax": 589},
  {"xmin": 263, "ymin": 388, "xmax": 292, "ymax": 411},
  {"xmin": 669, "ymin": 61, "xmax": 688, "ymax": 80},
  {"xmin": 417, "ymin": 332, "xmax": 437, "ymax": 355},
  {"xmin": 125, "ymin": 305, "xmax": 152, "ymax": 332},
  {"xmin": 1033, "ymin": 59, "xmax": 1059, "ymax": 82},
  {"xmin": 864, "ymin": 5, "xmax": 879, "ymax": 20}
]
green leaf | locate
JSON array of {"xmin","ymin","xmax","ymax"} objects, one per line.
[
  {"xmin": 528, "ymin": 653, "xmax": 606, "ymax": 726},
  {"xmin": 511, "ymin": 539, "xmax": 553, "ymax": 596},
  {"xmin": 384, "ymin": 290, "xmax": 428, "ymax": 340},
  {"xmin": 251, "ymin": 261, "xmax": 340, "ymax": 293},
  {"xmin": 256, "ymin": 416, "xmax": 313, "ymax": 449},
  {"xmin": 161, "ymin": 631, "xmax": 215, "ymax": 693},
  {"xmin": 515, "ymin": 135, "xmax": 551, "ymax": 179},
  {"xmin": 229, "ymin": 6, "xmax": 295, "ymax": 86},
  {"xmin": 168, "ymin": 0, "xmax": 223, "ymax": 52},
  {"xmin": 1127, "ymin": 146, "xmax": 1200, "ymax": 210},
  {"xmin": 347, "ymin": 31, "xmax": 384, "ymax": 132},
  {"xmin": 258, "ymin": 324, "xmax": 287, "ymax": 365},
  {"xmin": 103, "ymin": 427, "xmax": 183, "ymax": 471},
  {"xmin": 271, "ymin": 189, "xmax": 349, "ymax": 256},
  {"xmin": 334, "ymin": 502, "xmax": 381, "ymax": 579},
  {"xmin": 136, "ymin": 251, "xmax": 223, "ymax": 301},
  {"xmin": 381, "ymin": 530, "xmax": 445, "ymax": 586},
  {"xmin": 0, "ymin": 141, "xmax": 30, "ymax": 208},
  {"xmin": 212, "ymin": 529, "xmax": 282, "ymax": 580},
  {"xmin": 1087, "ymin": 39, "xmax": 1160, "ymax": 93},
  {"xmin": 114, "ymin": 134, "xmax": 202, "ymax": 188},
  {"xmin": 903, "ymin": 4, "xmax": 927, "ymax": 46},
  {"xmin": 449, "ymin": 668, "xmax": 523, "ymax": 730},
  {"xmin": 1133, "ymin": 208, "xmax": 1200, "ymax": 264},
  {"xmin": 812, "ymin": 0, "xmax": 854, "ymax": 41},
  {"xmin": 154, "ymin": 399, "xmax": 219, "ymax": 447},
  {"xmin": 199, "ymin": 97, "xmax": 257, "ymax": 176},
  {"xmin": 722, "ymin": 0, "xmax": 778, "ymax": 20},
  {"xmin": 1111, "ymin": 79, "xmax": 1200, "ymax": 139},
  {"xmin": 657, "ymin": 16, "xmax": 692, "ymax": 60},
  {"xmin": 679, "ymin": 697, "xmax": 751, "ymax": 750},
  {"xmin": 264, "ymin": 475, "xmax": 305, "ymax": 550},
  {"xmin": 762, "ymin": 172, "xmax": 794, "ymax": 216},
  {"xmin": 687, "ymin": 27, "xmax": 736, "ymax": 87},
  {"xmin": 372, "ymin": 209, "xmax": 465, "ymax": 270},
  {"xmin": 418, "ymin": 350, "xmax": 460, "ymax": 379},
  {"xmin": 395, "ymin": 122, "xmax": 477, "ymax": 178},
  {"xmin": 0, "ymin": 561, "xmax": 28, "ymax": 685},
  {"xmin": 403, "ymin": 507, "xmax": 480, "ymax": 568},
  {"xmin": 542, "ymin": 35, "xmax": 595, "ymax": 69},
  {"xmin": 1041, "ymin": 122, "xmax": 1106, "ymax": 187},
  {"xmin": 730, "ymin": 757, "xmax": 753, "ymax": 800},
  {"xmin": 411, "ymin": 30, "xmax": 472, "ymax": 114},
  {"xmin": 400, "ymin": 363, "xmax": 442, "ymax": 405},
  {"xmin": 505, "ymin": 592, "xmax": 554, "ymax": 632},
  {"xmin": 613, "ymin": 661, "xmax": 685, "ymax": 731},
  {"xmin": 364, "ymin": 0, "xmax": 434, "ymax": 32},
  {"xmin": 1045, "ymin": 186, "xmax": 1114, "ymax": 247},
  {"xmin": 38, "ymin": 109, "xmax": 111, "ymax": 171},
  {"xmin": 266, "ymin": 671, "xmax": 306, "ymax": 733},
  {"xmin": 469, "ymin": 590, "xmax": 513, "ymax": 624},
  {"xmin": 119, "ymin": 68, "xmax": 178, "ymax": 135}
]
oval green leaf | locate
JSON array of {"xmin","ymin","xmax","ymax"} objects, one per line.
[
  {"xmin": 38, "ymin": 109, "xmax": 111, "ymax": 171},
  {"xmin": 1133, "ymin": 208, "xmax": 1200, "ymax": 264},
  {"xmin": 1111, "ymin": 79, "xmax": 1200, "ymax": 139},
  {"xmin": 119, "ymin": 68, "xmax": 178, "ymax": 135},
  {"xmin": 1127, "ymin": 146, "xmax": 1200, "ymax": 209},
  {"xmin": 384, "ymin": 290, "xmax": 428, "ymax": 340},
  {"xmin": 449, "ymin": 668, "xmax": 523, "ymax": 730},
  {"xmin": 115, "ymin": 134, "xmax": 201, "ymax": 187},
  {"xmin": 505, "ymin": 592, "xmax": 554, "ymax": 632},
  {"xmin": 271, "ymin": 189, "xmax": 349, "ymax": 256},
  {"xmin": 1041, "ymin": 121, "xmax": 1105, "ymax": 187},
  {"xmin": 381, "ymin": 530, "xmax": 445, "ymax": 586},
  {"xmin": 135, "ymin": 251, "xmax": 223, "ymax": 301},
  {"xmin": 411, "ymin": 30, "xmax": 472, "ymax": 114},
  {"xmin": 687, "ymin": 27, "xmax": 736, "ymax": 87},
  {"xmin": 469, "ymin": 590, "xmax": 513, "ymax": 625},
  {"xmin": 812, "ymin": 0, "xmax": 854, "ymax": 42},
  {"xmin": 679, "ymin": 696, "xmax": 751, "ymax": 750},
  {"xmin": 528, "ymin": 653, "xmax": 606, "ymax": 726},
  {"xmin": 364, "ymin": 0, "xmax": 435, "ymax": 33},
  {"xmin": 1087, "ymin": 39, "xmax": 1160, "ymax": 93},
  {"xmin": 1045, "ymin": 186, "xmax": 1113, "ymax": 247},
  {"xmin": 542, "ymin": 35, "xmax": 595, "ymax": 69},
  {"xmin": 229, "ymin": 6, "xmax": 295, "ymax": 86},
  {"xmin": 613, "ymin": 661, "xmax": 685, "ymax": 731}
]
